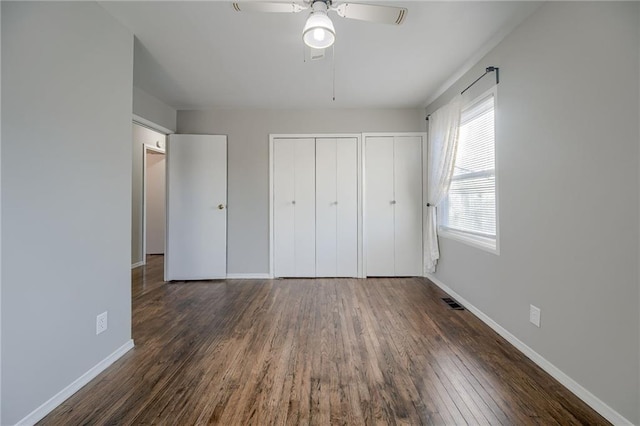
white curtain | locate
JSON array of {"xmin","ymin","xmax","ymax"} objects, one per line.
[{"xmin": 425, "ymin": 95, "xmax": 462, "ymax": 274}]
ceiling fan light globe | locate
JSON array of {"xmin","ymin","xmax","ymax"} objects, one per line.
[
  {"xmin": 313, "ymin": 27, "xmax": 325, "ymax": 42},
  {"xmin": 302, "ymin": 11, "xmax": 335, "ymax": 49}
]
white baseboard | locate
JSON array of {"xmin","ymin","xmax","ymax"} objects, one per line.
[
  {"xmin": 16, "ymin": 339, "xmax": 135, "ymax": 426},
  {"xmin": 226, "ymin": 273, "xmax": 271, "ymax": 279},
  {"xmin": 425, "ymin": 273, "xmax": 633, "ymax": 426},
  {"xmin": 131, "ymin": 261, "xmax": 145, "ymax": 269}
]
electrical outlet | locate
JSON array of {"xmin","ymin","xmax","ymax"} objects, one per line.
[
  {"xmin": 529, "ymin": 305, "xmax": 541, "ymax": 327},
  {"xmin": 96, "ymin": 311, "xmax": 108, "ymax": 335}
]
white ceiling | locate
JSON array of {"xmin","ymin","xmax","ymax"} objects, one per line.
[{"xmin": 100, "ymin": 1, "xmax": 541, "ymax": 110}]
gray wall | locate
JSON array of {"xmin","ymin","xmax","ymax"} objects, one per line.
[
  {"xmin": 133, "ymin": 86, "xmax": 177, "ymax": 132},
  {"xmin": 426, "ymin": 2, "xmax": 639, "ymax": 423},
  {"xmin": 1, "ymin": 2, "xmax": 133, "ymax": 424},
  {"xmin": 178, "ymin": 108, "xmax": 424, "ymax": 274}
]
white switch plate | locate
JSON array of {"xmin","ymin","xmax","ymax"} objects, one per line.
[
  {"xmin": 96, "ymin": 311, "xmax": 108, "ymax": 335},
  {"xmin": 529, "ymin": 305, "xmax": 541, "ymax": 327}
]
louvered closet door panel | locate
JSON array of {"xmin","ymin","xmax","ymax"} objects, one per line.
[
  {"xmin": 315, "ymin": 138, "xmax": 338, "ymax": 277},
  {"xmin": 273, "ymin": 139, "xmax": 296, "ymax": 277},
  {"xmin": 393, "ymin": 136, "xmax": 423, "ymax": 276},
  {"xmin": 336, "ymin": 138, "xmax": 358, "ymax": 277},
  {"xmin": 293, "ymin": 138, "xmax": 316, "ymax": 277},
  {"xmin": 365, "ymin": 137, "xmax": 395, "ymax": 276}
]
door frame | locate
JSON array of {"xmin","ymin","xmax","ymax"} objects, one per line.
[
  {"xmin": 361, "ymin": 132, "xmax": 428, "ymax": 277},
  {"xmin": 142, "ymin": 145, "xmax": 166, "ymax": 260},
  {"xmin": 268, "ymin": 133, "xmax": 364, "ymax": 278},
  {"xmin": 132, "ymin": 118, "xmax": 169, "ymax": 268}
]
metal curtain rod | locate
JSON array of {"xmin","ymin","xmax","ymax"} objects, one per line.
[
  {"xmin": 425, "ymin": 66, "xmax": 500, "ymax": 121},
  {"xmin": 460, "ymin": 66, "xmax": 499, "ymax": 95}
]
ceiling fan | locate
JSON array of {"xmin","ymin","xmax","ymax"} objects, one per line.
[{"xmin": 232, "ymin": 0, "xmax": 407, "ymax": 49}]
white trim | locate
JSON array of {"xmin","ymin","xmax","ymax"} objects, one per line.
[
  {"xmin": 142, "ymin": 145, "xmax": 166, "ymax": 260},
  {"xmin": 270, "ymin": 133, "xmax": 363, "ymax": 140},
  {"xmin": 132, "ymin": 114, "xmax": 173, "ymax": 135},
  {"xmin": 164, "ymin": 136, "xmax": 171, "ymax": 281},
  {"xmin": 425, "ymin": 274, "xmax": 633, "ymax": 426},
  {"xmin": 131, "ymin": 261, "xmax": 145, "ymax": 269},
  {"xmin": 16, "ymin": 340, "xmax": 135, "ymax": 426},
  {"xmin": 269, "ymin": 135, "xmax": 275, "ymax": 279},
  {"xmin": 356, "ymin": 135, "xmax": 364, "ymax": 278},
  {"xmin": 422, "ymin": 132, "xmax": 429, "ymax": 276},
  {"xmin": 437, "ymin": 228, "xmax": 498, "ymax": 255},
  {"xmin": 361, "ymin": 132, "xmax": 427, "ymax": 138},
  {"xmin": 361, "ymin": 135, "xmax": 368, "ymax": 278},
  {"xmin": 637, "ymin": 4, "xmax": 640, "ymax": 416},
  {"xmin": 226, "ymin": 273, "xmax": 271, "ymax": 279},
  {"xmin": 142, "ymin": 144, "xmax": 147, "ymax": 262}
]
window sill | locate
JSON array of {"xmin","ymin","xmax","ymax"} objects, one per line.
[{"xmin": 437, "ymin": 228, "xmax": 499, "ymax": 255}]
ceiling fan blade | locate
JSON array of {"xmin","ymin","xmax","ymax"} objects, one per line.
[
  {"xmin": 232, "ymin": 2, "xmax": 307, "ymax": 13},
  {"xmin": 334, "ymin": 3, "xmax": 407, "ymax": 25}
]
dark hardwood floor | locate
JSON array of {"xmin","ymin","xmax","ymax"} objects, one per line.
[
  {"xmin": 131, "ymin": 254, "xmax": 165, "ymax": 300},
  {"xmin": 40, "ymin": 257, "xmax": 608, "ymax": 425}
]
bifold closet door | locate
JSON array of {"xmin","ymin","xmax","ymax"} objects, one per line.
[
  {"xmin": 273, "ymin": 138, "xmax": 315, "ymax": 277},
  {"xmin": 315, "ymin": 138, "xmax": 358, "ymax": 277},
  {"xmin": 365, "ymin": 137, "xmax": 395, "ymax": 276},
  {"xmin": 365, "ymin": 135, "xmax": 423, "ymax": 277},
  {"xmin": 394, "ymin": 136, "xmax": 423, "ymax": 276}
]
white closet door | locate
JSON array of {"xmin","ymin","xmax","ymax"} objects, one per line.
[
  {"xmin": 315, "ymin": 138, "xmax": 338, "ymax": 277},
  {"xmin": 336, "ymin": 138, "xmax": 358, "ymax": 277},
  {"xmin": 365, "ymin": 137, "xmax": 395, "ymax": 276},
  {"xmin": 273, "ymin": 139, "xmax": 296, "ymax": 277},
  {"xmin": 165, "ymin": 134, "xmax": 227, "ymax": 281},
  {"xmin": 294, "ymin": 138, "xmax": 316, "ymax": 277},
  {"xmin": 394, "ymin": 136, "xmax": 423, "ymax": 276}
]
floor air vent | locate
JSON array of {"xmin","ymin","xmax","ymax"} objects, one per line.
[{"xmin": 442, "ymin": 297, "xmax": 464, "ymax": 310}]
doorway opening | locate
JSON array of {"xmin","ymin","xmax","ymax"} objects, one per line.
[
  {"xmin": 132, "ymin": 121, "xmax": 167, "ymax": 298},
  {"xmin": 144, "ymin": 146, "xmax": 165, "ymax": 257}
]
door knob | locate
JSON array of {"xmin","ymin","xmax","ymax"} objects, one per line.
[
  {"xmin": 391, "ymin": 200, "xmax": 397, "ymax": 205},
  {"xmin": 218, "ymin": 204, "xmax": 225, "ymax": 210},
  {"xmin": 292, "ymin": 200, "xmax": 296, "ymax": 205}
]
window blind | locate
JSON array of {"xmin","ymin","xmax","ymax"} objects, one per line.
[{"xmin": 442, "ymin": 93, "xmax": 496, "ymax": 239}]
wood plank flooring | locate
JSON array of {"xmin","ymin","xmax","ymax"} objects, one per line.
[{"xmin": 40, "ymin": 257, "xmax": 609, "ymax": 425}]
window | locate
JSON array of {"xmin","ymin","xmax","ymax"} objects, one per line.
[{"xmin": 439, "ymin": 90, "xmax": 497, "ymax": 252}]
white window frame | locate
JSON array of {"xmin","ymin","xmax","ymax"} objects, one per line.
[{"xmin": 438, "ymin": 86, "xmax": 500, "ymax": 255}]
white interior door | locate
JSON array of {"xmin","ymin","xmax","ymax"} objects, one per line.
[
  {"xmin": 365, "ymin": 137, "xmax": 395, "ymax": 276},
  {"xmin": 394, "ymin": 136, "xmax": 423, "ymax": 276},
  {"xmin": 336, "ymin": 138, "xmax": 358, "ymax": 277},
  {"xmin": 165, "ymin": 134, "xmax": 227, "ymax": 280}
]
